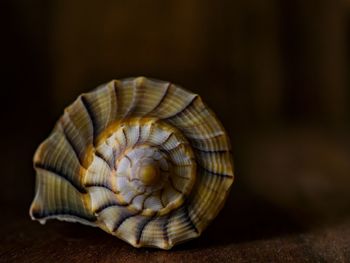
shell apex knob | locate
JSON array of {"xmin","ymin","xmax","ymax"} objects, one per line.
[{"xmin": 30, "ymin": 77, "xmax": 234, "ymax": 249}]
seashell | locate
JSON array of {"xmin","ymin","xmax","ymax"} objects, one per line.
[{"xmin": 29, "ymin": 77, "xmax": 234, "ymax": 249}]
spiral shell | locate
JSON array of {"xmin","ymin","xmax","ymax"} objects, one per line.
[{"xmin": 29, "ymin": 77, "xmax": 234, "ymax": 249}]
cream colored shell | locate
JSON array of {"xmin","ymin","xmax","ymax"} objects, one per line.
[{"xmin": 30, "ymin": 77, "xmax": 234, "ymax": 249}]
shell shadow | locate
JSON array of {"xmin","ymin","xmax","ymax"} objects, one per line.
[
  {"xmin": 37, "ymin": 182, "xmax": 302, "ymax": 252},
  {"xmin": 173, "ymin": 184, "xmax": 302, "ymax": 250},
  {"xmin": 31, "ymin": 183, "xmax": 302, "ymax": 255}
]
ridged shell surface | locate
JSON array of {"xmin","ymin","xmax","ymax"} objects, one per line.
[{"xmin": 30, "ymin": 77, "xmax": 234, "ymax": 249}]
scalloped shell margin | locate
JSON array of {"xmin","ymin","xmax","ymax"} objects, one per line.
[{"xmin": 30, "ymin": 77, "xmax": 234, "ymax": 249}]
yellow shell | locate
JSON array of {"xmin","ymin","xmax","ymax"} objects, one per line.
[{"xmin": 29, "ymin": 77, "xmax": 234, "ymax": 249}]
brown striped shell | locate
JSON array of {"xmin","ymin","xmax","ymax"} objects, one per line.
[{"xmin": 29, "ymin": 77, "xmax": 234, "ymax": 249}]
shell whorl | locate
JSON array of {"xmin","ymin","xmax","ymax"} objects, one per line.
[{"xmin": 30, "ymin": 77, "xmax": 234, "ymax": 249}]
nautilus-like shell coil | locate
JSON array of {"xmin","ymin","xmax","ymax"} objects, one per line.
[{"xmin": 30, "ymin": 77, "xmax": 234, "ymax": 249}]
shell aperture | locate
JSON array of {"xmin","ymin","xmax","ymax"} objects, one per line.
[{"xmin": 30, "ymin": 77, "xmax": 234, "ymax": 249}]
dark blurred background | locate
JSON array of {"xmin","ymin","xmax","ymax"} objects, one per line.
[{"xmin": 1, "ymin": 0, "xmax": 350, "ymax": 261}]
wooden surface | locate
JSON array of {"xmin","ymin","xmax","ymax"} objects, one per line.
[{"xmin": 1, "ymin": 127, "xmax": 350, "ymax": 263}]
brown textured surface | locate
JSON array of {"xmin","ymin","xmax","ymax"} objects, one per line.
[
  {"xmin": 1, "ymin": 204, "xmax": 350, "ymax": 263},
  {"xmin": 1, "ymin": 128, "xmax": 350, "ymax": 262}
]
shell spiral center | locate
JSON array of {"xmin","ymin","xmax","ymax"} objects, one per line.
[{"xmin": 85, "ymin": 118, "xmax": 196, "ymax": 216}]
